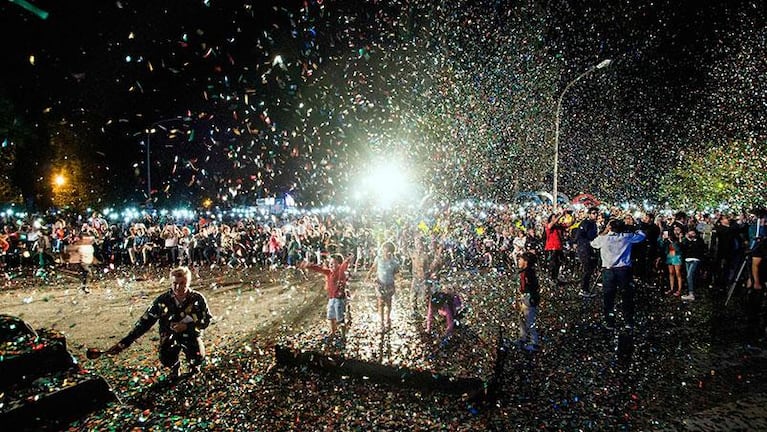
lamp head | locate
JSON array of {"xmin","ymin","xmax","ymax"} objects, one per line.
[{"xmin": 596, "ymin": 59, "xmax": 612, "ymax": 69}]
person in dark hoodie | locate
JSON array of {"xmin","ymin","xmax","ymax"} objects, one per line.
[
  {"xmin": 681, "ymin": 229, "xmax": 707, "ymax": 301},
  {"xmin": 574, "ymin": 207, "xmax": 600, "ymax": 297},
  {"xmin": 711, "ymin": 214, "xmax": 747, "ymax": 290},
  {"xmin": 516, "ymin": 252, "xmax": 541, "ymax": 351}
]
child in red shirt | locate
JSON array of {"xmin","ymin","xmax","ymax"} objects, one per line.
[{"xmin": 301, "ymin": 253, "xmax": 354, "ymax": 339}]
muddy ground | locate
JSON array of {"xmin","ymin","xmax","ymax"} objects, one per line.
[{"xmin": 3, "ymin": 265, "xmax": 767, "ymax": 431}]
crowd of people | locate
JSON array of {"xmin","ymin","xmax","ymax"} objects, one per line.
[
  {"xmin": 4, "ymin": 201, "xmax": 765, "ymax": 377},
  {"xmin": 0, "ymin": 204, "xmax": 765, "ymax": 295}
]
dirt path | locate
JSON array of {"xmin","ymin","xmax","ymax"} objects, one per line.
[{"xmin": 0, "ymin": 266, "xmax": 327, "ymax": 361}]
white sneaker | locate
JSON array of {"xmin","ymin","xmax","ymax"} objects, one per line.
[{"xmin": 681, "ymin": 293, "xmax": 695, "ymax": 301}]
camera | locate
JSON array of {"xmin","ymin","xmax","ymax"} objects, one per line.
[
  {"xmin": 620, "ymin": 223, "xmax": 637, "ymax": 234},
  {"xmin": 608, "ymin": 219, "xmax": 636, "ymax": 234}
]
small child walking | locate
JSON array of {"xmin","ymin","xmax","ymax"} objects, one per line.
[{"xmin": 517, "ymin": 252, "xmax": 540, "ymax": 351}]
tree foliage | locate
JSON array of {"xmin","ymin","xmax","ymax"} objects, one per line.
[
  {"xmin": 658, "ymin": 139, "xmax": 767, "ymax": 210},
  {"xmin": 662, "ymin": 9, "xmax": 767, "ymax": 211},
  {"xmin": 0, "ymin": 96, "xmax": 26, "ymax": 204},
  {"xmin": 47, "ymin": 124, "xmax": 108, "ymax": 211}
]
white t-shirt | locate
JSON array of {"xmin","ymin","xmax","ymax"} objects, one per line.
[{"xmin": 79, "ymin": 244, "xmax": 94, "ymax": 264}]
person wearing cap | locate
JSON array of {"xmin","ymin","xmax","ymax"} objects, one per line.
[
  {"xmin": 574, "ymin": 207, "xmax": 600, "ymax": 297},
  {"xmin": 590, "ymin": 220, "xmax": 646, "ymax": 331}
]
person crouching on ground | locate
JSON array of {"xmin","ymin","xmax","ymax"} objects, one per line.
[
  {"xmin": 107, "ymin": 266, "xmax": 213, "ymax": 379},
  {"xmin": 301, "ymin": 253, "xmax": 354, "ymax": 340},
  {"xmin": 517, "ymin": 252, "xmax": 541, "ymax": 352},
  {"xmin": 425, "ymin": 290, "xmax": 463, "ymax": 337}
]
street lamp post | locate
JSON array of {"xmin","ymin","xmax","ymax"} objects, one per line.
[
  {"xmin": 145, "ymin": 117, "xmax": 184, "ymax": 200},
  {"xmin": 552, "ymin": 59, "xmax": 612, "ymax": 211}
]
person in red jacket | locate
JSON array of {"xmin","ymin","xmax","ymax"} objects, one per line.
[
  {"xmin": 544, "ymin": 212, "xmax": 567, "ymax": 284},
  {"xmin": 301, "ymin": 253, "xmax": 354, "ymax": 339}
]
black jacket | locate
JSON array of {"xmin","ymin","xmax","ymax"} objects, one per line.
[
  {"xmin": 519, "ymin": 267, "xmax": 540, "ymax": 307},
  {"xmin": 574, "ymin": 219, "xmax": 598, "ymax": 251},
  {"xmin": 682, "ymin": 236, "xmax": 706, "ymax": 260},
  {"xmin": 120, "ymin": 289, "xmax": 212, "ymax": 347}
]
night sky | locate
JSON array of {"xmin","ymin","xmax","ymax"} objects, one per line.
[{"xmin": 1, "ymin": 0, "xmax": 764, "ymax": 209}]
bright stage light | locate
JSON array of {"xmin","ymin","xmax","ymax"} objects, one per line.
[{"xmin": 360, "ymin": 161, "xmax": 413, "ymax": 209}]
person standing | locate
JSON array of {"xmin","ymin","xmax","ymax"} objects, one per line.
[
  {"xmin": 161, "ymin": 223, "xmax": 181, "ymax": 265},
  {"xmin": 35, "ymin": 226, "xmax": 55, "ymax": 270},
  {"xmin": 745, "ymin": 237, "xmax": 767, "ymax": 348},
  {"xmin": 77, "ymin": 227, "xmax": 96, "ymax": 294},
  {"xmin": 301, "ymin": 253, "xmax": 354, "ymax": 340},
  {"xmin": 524, "ymin": 227, "xmax": 542, "ymax": 256},
  {"xmin": 286, "ymin": 234, "xmax": 303, "ymax": 268},
  {"xmin": 544, "ymin": 212, "xmax": 567, "ymax": 285},
  {"xmin": 410, "ymin": 238, "xmax": 431, "ymax": 320},
  {"xmin": 711, "ymin": 214, "xmax": 740, "ymax": 290},
  {"xmin": 367, "ymin": 242, "xmax": 400, "ymax": 332},
  {"xmin": 177, "ymin": 226, "xmax": 194, "ymax": 266},
  {"xmin": 510, "ymin": 228, "xmax": 528, "ymax": 267},
  {"xmin": 660, "ymin": 225, "xmax": 685, "ymax": 296},
  {"xmin": 696, "ymin": 214, "xmax": 715, "ymax": 249},
  {"xmin": 681, "ymin": 229, "xmax": 706, "ymax": 301},
  {"xmin": 574, "ymin": 207, "xmax": 600, "ymax": 297},
  {"xmin": 107, "ymin": 266, "xmax": 213, "ymax": 379},
  {"xmin": 636, "ymin": 212, "xmax": 661, "ymax": 283},
  {"xmin": 516, "ymin": 252, "xmax": 541, "ymax": 351},
  {"xmin": 590, "ymin": 220, "xmax": 646, "ymax": 330},
  {"xmin": 671, "ymin": 211, "xmax": 689, "ymax": 234}
]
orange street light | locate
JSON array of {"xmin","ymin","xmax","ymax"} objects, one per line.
[{"xmin": 53, "ymin": 173, "xmax": 67, "ymax": 188}]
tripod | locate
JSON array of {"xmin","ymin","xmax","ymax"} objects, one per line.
[
  {"xmin": 725, "ymin": 251, "xmax": 752, "ymax": 306},
  {"xmin": 590, "ymin": 266, "xmax": 604, "ymax": 294}
]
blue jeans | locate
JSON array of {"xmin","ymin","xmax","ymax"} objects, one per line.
[
  {"xmin": 602, "ymin": 266, "xmax": 634, "ymax": 327},
  {"xmin": 518, "ymin": 294, "xmax": 538, "ymax": 345},
  {"xmin": 326, "ymin": 298, "xmax": 346, "ymax": 323},
  {"xmin": 579, "ymin": 250, "xmax": 597, "ymax": 293},
  {"xmin": 685, "ymin": 259, "xmax": 700, "ymax": 295}
]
